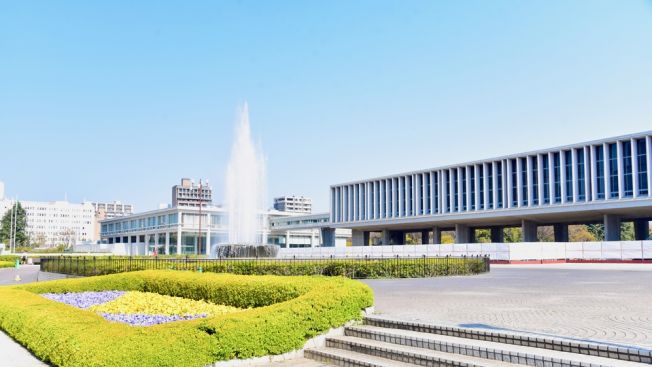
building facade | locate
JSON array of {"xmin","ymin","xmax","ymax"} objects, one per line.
[
  {"xmin": 273, "ymin": 196, "xmax": 312, "ymax": 213},
  {"xmin": 268, "ymin": 212, "xmax": 350, "ymax": 248},
  {"xmin": 0, "ymin": 199, "xmax": 96, "ymax": 247},
  {"xmin": 330, "ymin": 131, "xmax": 652, "ymax": 245},
  {"xmin": 172, "ymin": 178, "xmax": 212, "ymax": 207}
]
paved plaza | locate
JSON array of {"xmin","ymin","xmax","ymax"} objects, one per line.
[{"xmin": 363, "ymin": 263, "xmax": 652, "ymax": 349}]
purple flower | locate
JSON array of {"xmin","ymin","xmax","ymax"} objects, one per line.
[
  {"xmin": 42, "ymin": 291, "xmax": 126, "ymax": 309},
  {"xmin": 99, "ymin": 313, "xmax": 208, "ymax": 326}
]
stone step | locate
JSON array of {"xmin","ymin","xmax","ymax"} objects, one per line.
[
  {"xmin": 326, "ymin": 335, "xmax": 521, "ymax": 367},
  {"xmin": 305, "ymin": 347, "xmax": 417, "ymax": 367},
  {"xmin": 346, "ymin": 325, "xmax": 648, "ymax": 367},
  {"xmin": 364, "ymin": 316, "xmax": 652, "ymax": 364}
]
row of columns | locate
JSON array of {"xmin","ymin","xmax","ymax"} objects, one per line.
[{"xmin": 352, "ymin": 216, "xmax": 650, "ymax": 245}]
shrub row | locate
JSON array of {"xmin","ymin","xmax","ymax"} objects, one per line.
[
  {"xmin": 0, "ymin": 255, "xmax": 19, "ymax": 262},
  {"xmin": 0, "ymin": 270, "xmax": 373, "ymax": 367},
  {"xmin": 41, "ymin": 256, "xmax": 489, "ymax": 278},
  {"xmin": 0, "ymin": 261, "xmax": 14, "ymax": 269}
]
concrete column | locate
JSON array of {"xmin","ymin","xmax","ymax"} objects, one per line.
[
  {"xmin": 604, "ymin": 214, "xmax": 621, "ymax": 241},
  {"xmin": 415, "ymin": 175, "xmax": 421, "ymax": 215},
  {"xmin": 176, "ymin": 227, "xmax": 182, "ymax": 255},
  {"xmin": 455, "ymin": 224, "xmax": 470, "ymax": 244},
  {"xmin": 516, "ymin": 158, "xmax": 523, "ymax": 207},
  {"xmin": 527, "ymin": 156, "xmax": 534, "ymax": 206},
  {"xmin": 507, "ymin": 159, "xmax": 513, "ymax": 208},
  {"xmin": 538, "ymin": 154, "xmax": 545, "ymax": 205},
  {"xmin": 604, "ymin": 143, "xmax": 611, "ymax": 199},
  {"xmin": 352, "ymin": 230, "xmax": 366, "ymax": 246},
  {"xmin": 483, "ymin": 163, "xmax": 490, "ymax": 209},
  {"xmin": 474, "ymin": 165, "xmax": 480, "ymax": 211},
  {"xmin": 381, "ymin": 180, "xmax": 386, "ymax": 218},
  {"xmin": 382, "ymin": 229, "xmax": 391, "ymax": 246},
  {"xmin": 590, "ymin": 145, "xmax": 597, "ymax": 201},
  {"xmin": 398, "ymin": 178, "xmax": 404, "ymax": 216},
  {"xmin": 490, "ymin": 227, "xmax": 504, "ymax": 243},
  {"xmin": 584, "ymin": 146, "xmax": 591, "ymax": 201},
  {"xmin": 449, "ymin": 168, "xmax": 455, "ymax": 212},
  {"xmin": 205, "ymin": 229, "xmax": 211, "ymax": 255},
  {"xmin": 548, "ymin": 152, "xmax": 555, "ymax": 203},
  {"xmin": 321, "ymin": 228, "xmax": 336, "ymax": 247},
  {"xmin": 421, "ymin": 230, "xmax": 429, "ymax": 244},
  {"xmin": 285, "ymin": 230, "xmax": 290, "ymax": 248},
  {"xmin": 492, "ymin": 162, "xmax": 499, "ymax": 209},
  {"xmin": 432, "ymin": 226, "xmax": 442, "ymax": 244},
  {"xmin": 165, "ymin": 232, "xmax": 170, "ymax": 255},
  {"xmin": 430, "ymin": 172, "xmax": 436, "ymax": 214},
  {"xmin": 634, "ymin": 219, "xmax": 650, "ymax": 240},
  {"xmin": 522, "ymin": 220, "xmax": 537, "ymax": 242},
  {"xmin": 457, "ymin": 167, "xmax": 463, "ymax": 212},
  {"xmin": 386, "ymin": 179, "xmax": 391, "ymax": 218},
  {"xmin": 554, "ymin": 224, "xmax": 569, "ymax": 242},
  {"xmin": 465, "ymin": 166, "xmax": 472, "ymax": 212}
]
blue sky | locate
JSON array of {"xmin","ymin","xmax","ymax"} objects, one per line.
[{"xmin": 1, "ymin": 1, "xmax": 651, "ymax": 212}]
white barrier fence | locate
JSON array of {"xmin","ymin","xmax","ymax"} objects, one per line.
[{"xmin": 278, "ymin": 241, "xmax": 652, "ymax": 261}]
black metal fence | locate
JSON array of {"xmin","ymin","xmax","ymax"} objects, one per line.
[{"xmin": 40, "ymin": 255, "xmax": 490, "ymax": 279}]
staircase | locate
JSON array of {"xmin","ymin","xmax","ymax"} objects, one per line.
[{"xmin": 304, "ymin": 316, "xmax": 652, "ymax": 367}]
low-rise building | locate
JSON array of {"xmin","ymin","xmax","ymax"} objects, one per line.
[{"xmin": 273, "ymin": 196, "xmax": 312, "ymax": 213}]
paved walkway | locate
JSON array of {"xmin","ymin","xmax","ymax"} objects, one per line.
[{"xmin": 363, "ymin": 263, "xmax": 652, "ymax": 349}]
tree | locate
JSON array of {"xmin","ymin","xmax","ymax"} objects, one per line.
[
  {"xmin": 587, "ymin": 224, "xmax": 604, "ymax": 241},
  {"xmin": 475, "ymin": 229, "xmax": 491, "ymax": 243},
  {"xmin": 441, "ymin": 232, "xmax": 455, "ymax": 244},
  {"xmin": 0, "ymin": 201, "xmax": 29, "ymax": 248},
  {"xmin": 569, "ymin": 225, "xmax": 596, "ymax": 242},
  {"xmin": 503, "ymin": 227, "xmax": 522, "ymax": 243},
  {"xmin": 31, "ymin": 233, "xmax": 47, "ymax": 248},
  {"xmin": 620, "ymin": 222, "xmax": 635, "ymax": 241},
  {"xmin": 537, "ymin": 226, "xmax": 555, "ymax": 242}
]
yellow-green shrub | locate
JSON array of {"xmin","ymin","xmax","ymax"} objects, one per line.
[{"xmin": 0, "ymin": 270, "xmax": 373, "ymax": 367}]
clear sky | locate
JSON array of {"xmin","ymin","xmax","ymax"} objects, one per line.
[{"xmin": 1, "ymin": 1, "xmax": 651, "ymax": 212}]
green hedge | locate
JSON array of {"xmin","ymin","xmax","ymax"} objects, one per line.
[
  {"xmin": 0, "ymin": 261, "xmax": 14, "ymax": 269},
  {"xmin": 41, "ymin": 256, "xmax": 489, "ymax": 278},
  {"xmin": 0, "ymin": 255, "xmax": 19, "ymax": 262},
  {"xmin": 0, "ymin": 270, "xmax": 373, "ymax": 367}
]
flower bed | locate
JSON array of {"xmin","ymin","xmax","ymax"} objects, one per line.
[{"xmin": 0, "ymin": 270, "xmax": 373, "ymax": 367}]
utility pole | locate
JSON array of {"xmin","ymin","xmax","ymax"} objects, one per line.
[
  {"xmin": 198, "ymin": 179, "xmax": 203, "ymax": 256},
  {"xmin": 10, "ymin": 199, "xmax": 17, "ymax": 253}
]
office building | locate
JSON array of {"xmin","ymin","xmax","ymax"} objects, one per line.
[{"xmin": 273, "ymin": 196, "xmax": 312, "ymax": 213}]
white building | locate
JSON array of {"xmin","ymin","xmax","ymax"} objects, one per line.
[
  {"xmin": 273, "ymin": 196, "xmax": 312, "ymax": 213},
  {"xmin": 330, "ymin": 131, "xmax": 652, "ymax": 245},
  {"xmin": 172, "ymin": 178, "xmax": 212, "ymax": 208},
  {"xmin": 0, "ymin": 199, "xmax": 96, "ymax": 247}
]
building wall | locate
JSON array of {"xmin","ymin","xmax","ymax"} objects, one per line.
[
  {"xmin": 330, "ymin": 132, "xmax": 652, "ymax": 233},
  {"xmin": 0, "ymin": 200, "xmax": 96, "ymax": 247}
]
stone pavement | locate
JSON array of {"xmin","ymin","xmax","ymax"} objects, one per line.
[{"xmin": 363, "ymin": 263, "xmax": 652, "ymax": 350}]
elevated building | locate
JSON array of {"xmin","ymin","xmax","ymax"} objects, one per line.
[
  {"xmin": 273, "ymin": 196, "xmax": 312, "ymax": 213},
  {"xmin": 329, "ymin": 131, "xmax": 652, "ymax": 245},
  {"xmin": 172, "ymin": 178, "xmax": 212, "ymax": 208}
]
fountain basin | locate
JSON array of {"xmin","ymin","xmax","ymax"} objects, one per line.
[{"xmin": 215, "ymin": 244, "xmax": 279, "ymax": 258}]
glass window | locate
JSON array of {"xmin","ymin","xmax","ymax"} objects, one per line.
[
  {"xmin": 462, "ymin": 169, "xmax": 467, "ymax": 211},
  {"xmin": 564, "ymin": 150, "xmax": 573, "ymax": 202},
  {"xmin": 445, "ymin": 172, "xmax": 451, "ymax": 212},
  {"xmin": 470, "ymin": 169, "xmax": 476, "ymax": 210},
  {"xmin": 595, "ymin": 146, "xmax": 605, "ymax": 199},
  {"xmin": 433, "ymin": 174, "xmax": 439, "ymax": 213},
  {"xmin": 487, "ymin": 164, "xmax": 494, "ymax": 209},
  {"xmin": 622, "ymin": 141, "xmax": 633, "ymax": 197},
  {"xmin": 453, "ymin": 170, "xmax": 458, "ymax": 211},
  {"xmin": 521, "ymin": 157, "xmax": 528, "ymax": 206},
  {"xmin": 425, "ymin": 174, "xmax": 430, "ymax": 214},
  {"xmin": 543, "ymin": 155, "xmax": 550, "ymax": 204},
  {"xmin": 496, "ymin": 162, "xmax": 503, "ymax": 209},
  {"xmin": 531, "ymin": 157, "xmax": 539, "ymax": 205},
  {"xmin": 609, "ymin": 143, "xmax": 619, "ymax": 198},
  {"xmin": 478, "ymin": 167, "xmax": 485, "ymax": 210},
  {"xmin": 637, "ymin": 138, "xmax": 649, "ymax": 196},
  {"xmin": 553, "ymin": 153, "xmax": 561, "ymax": 203},
  {"xmin": 511, "ymin": 159, "xmax": 518, "ymax": 206}
]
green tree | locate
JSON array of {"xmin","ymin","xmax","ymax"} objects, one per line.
[
  {"xmin": 475, "ymin": 229, "xmax": 491, "ymax": 243},
  {"xmin": 441, "ymin": 232, "xmax": 455, "ymax": 244},
  {"xmin": 0, "ymin": 201, "xmax": 29, "ymax": 247},
  {"xmin": 620, "ymin": 222, "xmax": 635, "ymax": 241},
  {"xmin": 504, "ymin": 227, "xmax": 522, "ymax": 243},
  {"xmin": 537, "ymin": 226, "xmax": 555, "ymax": 242},
  {"xmin": 587, "ymin": 224, "xmax": 604, "ymax": 241},
  {"xmin": 569, "ymin": 225, "xmax": 596, "ymax": 242}
]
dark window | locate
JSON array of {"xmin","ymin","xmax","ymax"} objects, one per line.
[
  {"xmin": 479, "ymin": 167, "xmax": 485, "ymax": 210},
  {"xmin": 521, "ymin": 157, "xmax": 528, "ymax": 206},
  {"xmin": 434, "ymin": 174, "xmax": 439, "ymax": 213},
  {"xmin": 453, "ymin": 170, "xmax": 459, "ymax": 211},
  {"xmin": 131, "ymin": 236, "xmax": 137, "ymax": 243},
  {"xmin": 565, "ymin": 150, "xmax": 573, "ymax": 201},
  {"xmin": 408, "ymin": 176, "xmax": 413, "ymax": 216},
  {"xmin": 532, "ymin": 157, "xmax": 539, "ymax": 205},
  {"xmin": 543, "ymin": 155, "xmax": 550, "ymax": 204},
  {"xmin": 553, "ymin": 153, "xmax": 561, "ymax": 203},
  {"xmin": 623, "ymin": 141, "xmax": 633, "ymax": 197},
  {"xmin": 609, "ymin": 143, "xmax": 618, "ymax": 198},
  {"xmin": 496, "ymin": 161, "xmax": 503, "ymax": 208},
  {"xmin": 488, "ymin": 164, "xmax": 494, "ymax": 209},
  {"xmin": 595, "ymin": 146, "xmax": 605, "ymax": 199},
  {"xmin": 637, "ymin": 139, "xmax": 648, "ymax": 196},
  {"xmin": 445, "ymin": 172, "xmax": 451, "ymax": 212},
  {"xmin": 462, "ymin": 168, "xmax": 467, "ymax": 211},
  {"xmin": 470, "ymin": 168, "xmax": 476, "ymax": 210},
  {"xmin": 511, "ymin": 159, "xmax": 518, "ymax": 206},
  {"xmin": 425, "ymin": 174, "xmax": 430, "ymax": 214},
  {"xmin": 577, "ymin": 149, "xmax": 586, "ymax": 201}
]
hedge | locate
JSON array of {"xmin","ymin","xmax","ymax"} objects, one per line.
[
  {"xmin": 0, "ymin": 261, "xmax": 14, "ymax": 269},
  {"xmin": 0, "ymin": 270, "xmax": 373, "ymax": 367},
  {"xmin": 41, "ymin": 256, "xmax": 489, "ymax": 278}
]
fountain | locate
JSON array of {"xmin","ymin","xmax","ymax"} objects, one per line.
[{"xmin": 214, "ymin": 103, "xmax": 279, "ymax": 258}]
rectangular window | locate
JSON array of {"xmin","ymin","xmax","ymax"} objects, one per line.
[
  {"xmin": 565, "ymin": 150, "xmax": 573, "ymax": 202},
  {"xmin": 461, "ymin": 168, "xmax": 467, "ymax": 211},
  {"xmin": 577, "ymin": 149, "xmax": 585, "ymax": 201},
  {"xmin": 511, "ymin": 159, "xmax": 518, "ymax": 206},
  {"xmin": 543, "ymin": 155, "xmax": 550, "ymax": 204},
  {"xmin": 479, "ymin": 167, "xmax": 485, "ymax": 210},
  {"xmin": 637, "ymin": 138, "xmax": 649, "ymax": 196},
  {"xmin": 425, "ymin": 174, "xmax": 431, "ymax": 214},
  {"xmin": 445, "ymin": 172, "xmax": 451, "ymax": 213},
  {"xmin": 521, "ymin": 157, "xmax": 528, "ymax": 206},
  {"xmin": 531, "ymin": 157, "xmax": 539, "ymax": 205},
  {"xmin": 595, "ymin": 146, "xmax": 605, "ymax": 199},
  {"xmin": 553, "ymin": 153, "xmax": 561, "ymax": 203},
  {"xmin": 487, "ymin": 164, "xmax": 494, "ymax": 209},
  {"xmin": 622, "ymin": 141, "xmax": 633, "ymax": 197},
  {"xmin": 433, "ymin": 174, "xmax": 439, "ymax": 213},
  {"xmin": 609, "ymin": 143, "xmax": 619, "ymax": 198},
  {"xmin": 408, "ymin": 176, "xmax": 413, "ymax": 216},
  {"xmin": 453, "ymin": 170, "xmax": 458, "ymax": 212},
  {"xmin": 470, "ymin": 169, "xmax": 476, "ymax": 210},
  {"xmin": 496, "ymin": 161, "xmax": 503, "ymax": 208}
]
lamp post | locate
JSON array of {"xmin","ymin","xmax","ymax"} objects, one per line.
[{"xmin": 198, "ymin": 179, "xmax": 203, "ymax": 256}]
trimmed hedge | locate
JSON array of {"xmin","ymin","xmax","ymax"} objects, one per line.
[
  {"xmin": 0, "ymin": 261, "xmax": 14, "ymax": 269},
  {"xmin": 41, "ymin": 256, "xmax": 489, "ymax": 278},
  {"xmin": 0, "ymin": 270, "xmax": 373, "ymax": 367}
]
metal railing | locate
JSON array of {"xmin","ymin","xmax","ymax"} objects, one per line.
[{"xmin": 40, "ymin": 255, "xmax": 490, "ymax": 279}]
